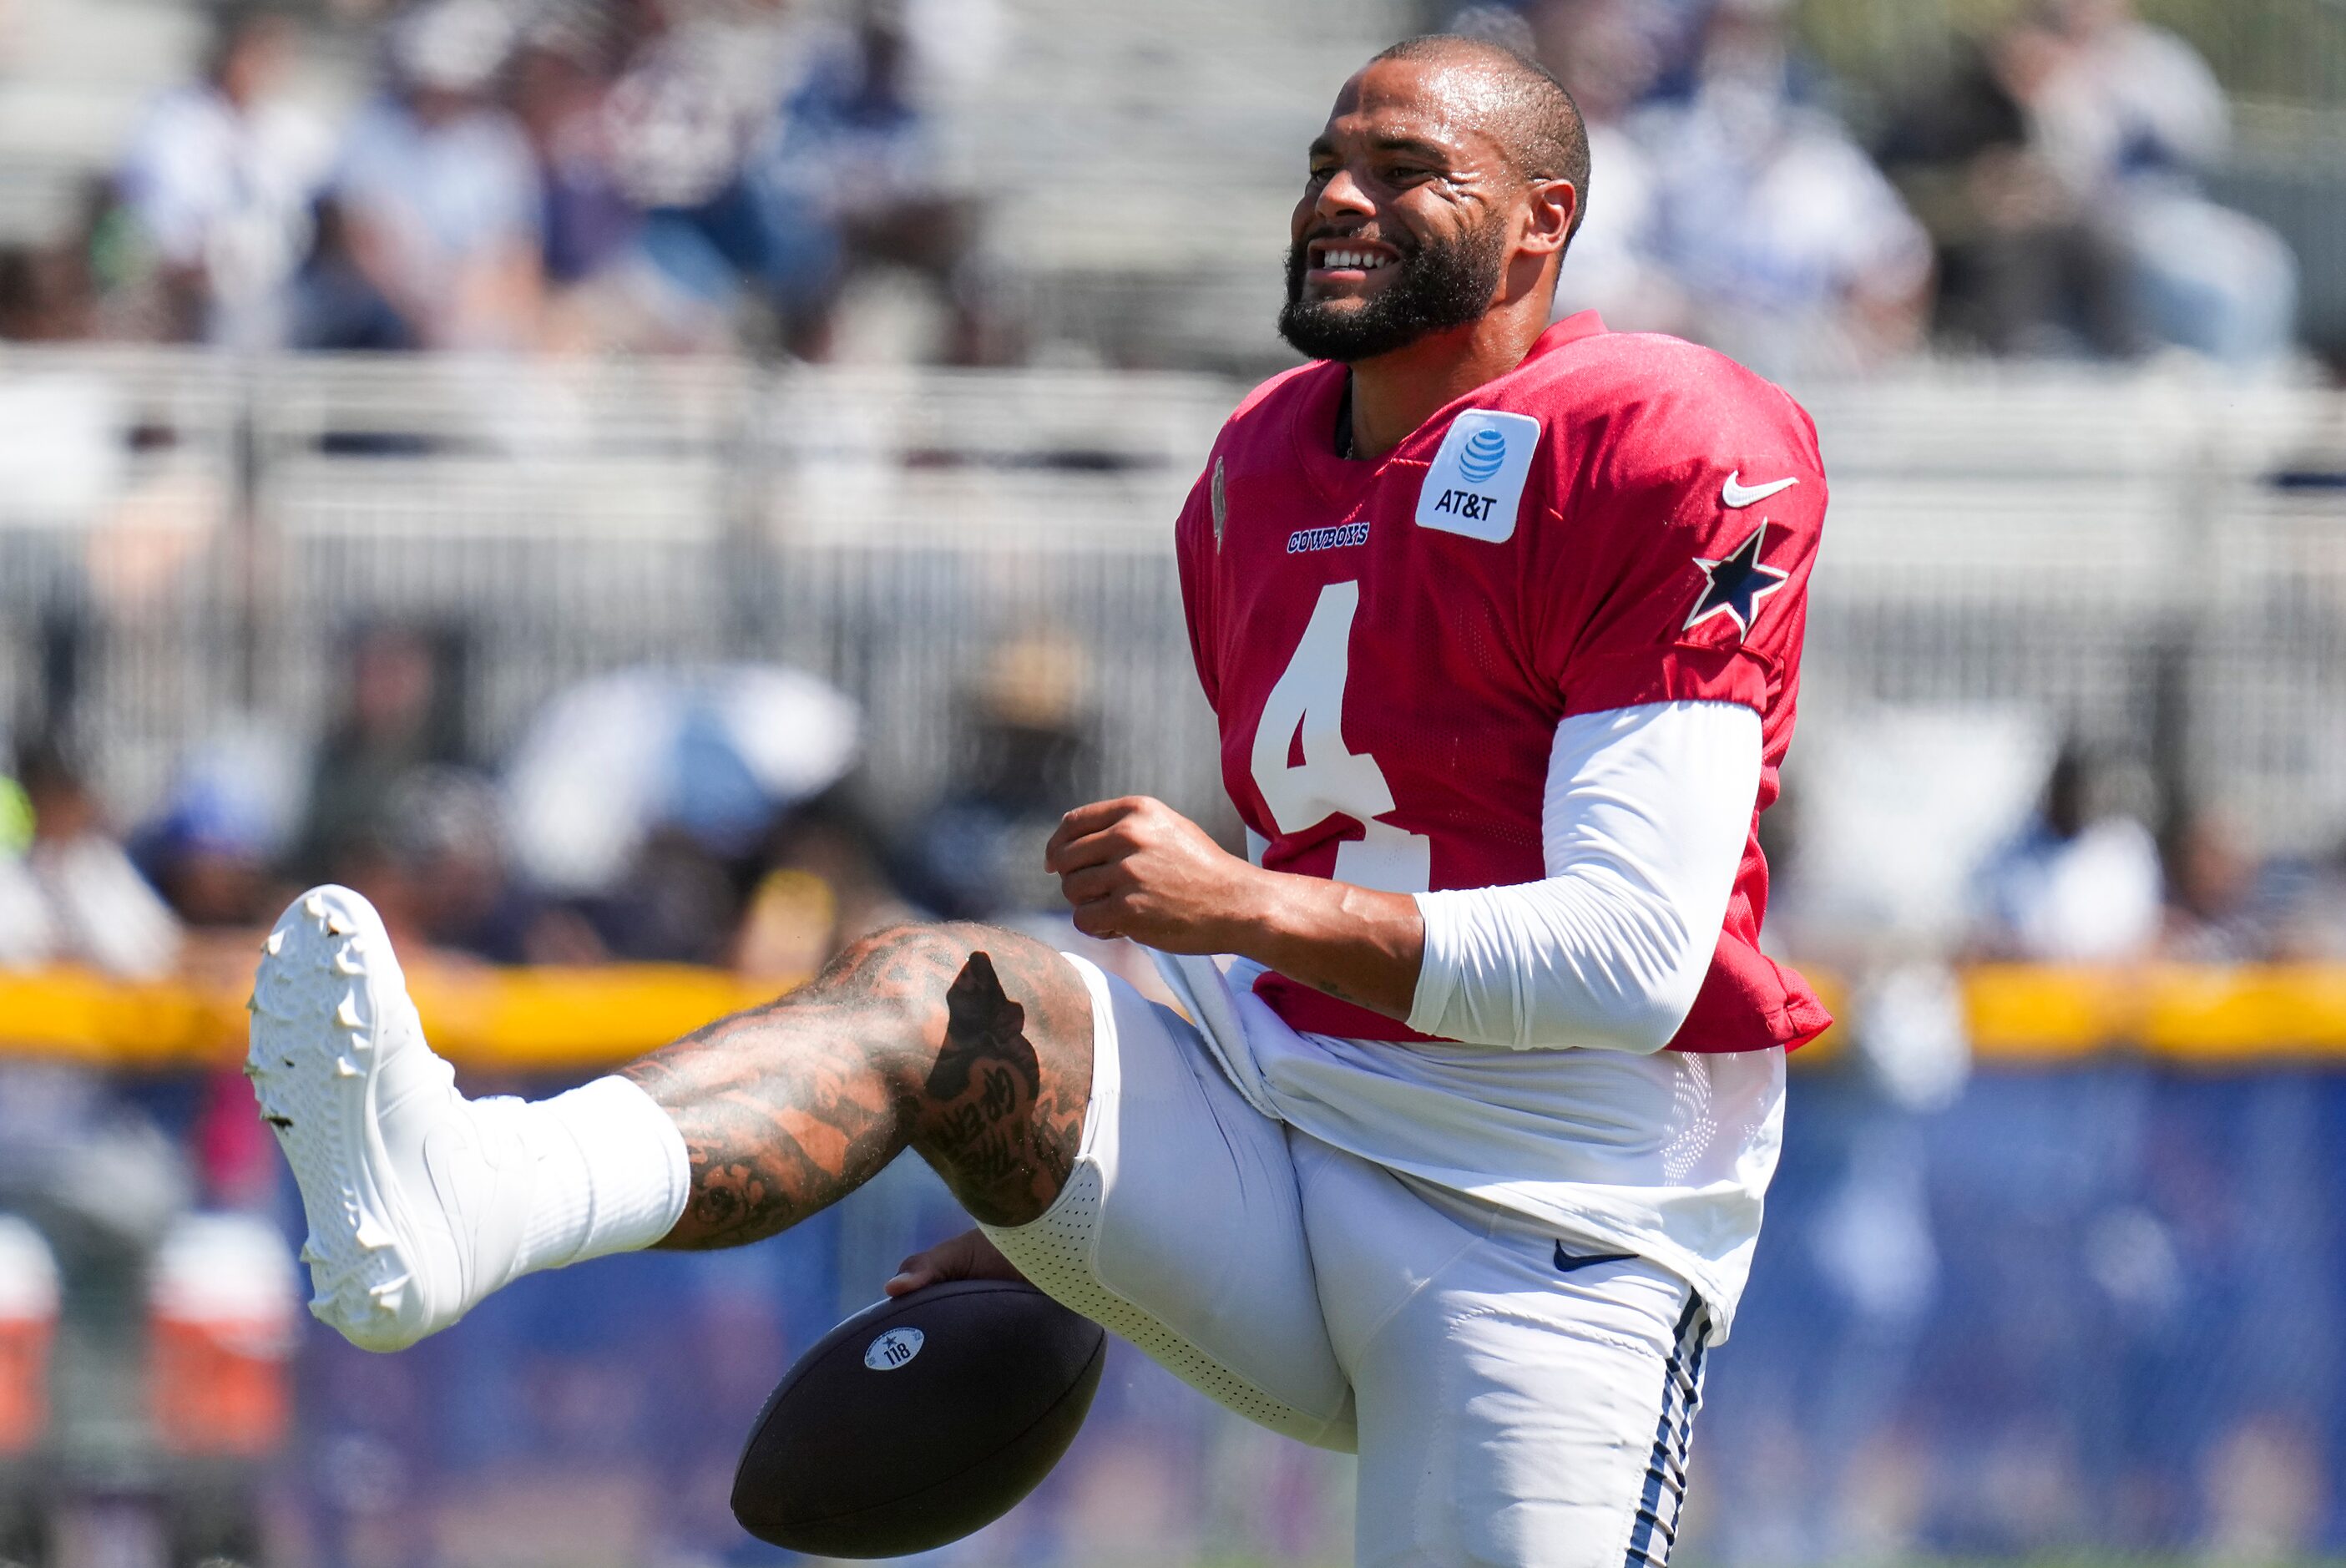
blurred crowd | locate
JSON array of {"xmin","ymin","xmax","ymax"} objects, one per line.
[
  {"xmin": 1977, "ymin": 749, "xmax": 2346, "ymax": 965},
  {"xmin": 0, "ymin": 0, "xmax": 2307, "ymax": 375},
  {"xmin": 6, "ymin": 624, "xmax": 2346, "ymax": 1001},
  {"xmin": 3, "ymin": 0, "xmax": 999, "ymax": 362},
  {"xmin": 0, "ymin": 624, "xmax": 1110, "ymax": 994},
  {"xmin": 1489, "ymin": 0, "xmax": 2298, "ymax": 373}
]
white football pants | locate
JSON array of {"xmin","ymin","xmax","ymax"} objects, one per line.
[{"xmin": 983, "ymin": 955, "xmax": 1711, "ymax": 1568}]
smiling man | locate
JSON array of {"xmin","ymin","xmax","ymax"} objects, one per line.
[{"xmin": 249, "ymin": 34, "xmax": 1828, "ymax": 1567}]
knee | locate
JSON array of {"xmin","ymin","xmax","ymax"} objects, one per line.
[
  {"xmin": 835, "ymin": 920, "xmax": 961, "ymax": 968},
  {"xmin": 823, "ymin": 922, "xmax": 974, "ymax": 1021},
  {"xmin": 822, "ymin": 920, "xmax": 1045, "ymax": 1032}
]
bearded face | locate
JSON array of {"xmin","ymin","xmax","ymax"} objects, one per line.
[{"xmin": 1277, "ymin": 210, "xmax": 1510, "ymax": 363}]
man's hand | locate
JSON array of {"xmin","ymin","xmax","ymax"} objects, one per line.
[
  {"xmin": 1044, "ymin": 796, "xmax": 1426, "ymax": 1020},
  {"xmin": 884, "ymin": 1227, "xmax": 1028, "ymax": 1297},
  {"xmin": 1044, "ymin": 797, "xmax": 1266, "ymax": 953}
]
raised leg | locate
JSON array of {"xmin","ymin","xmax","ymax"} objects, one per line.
[{"xmin": 251, "ymin": 888, "xmax": 1095, "ymax": 1353}]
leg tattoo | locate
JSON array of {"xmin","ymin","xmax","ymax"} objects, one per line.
[{"xmin": 619, "ymin": 923, "xmax": 1092, "ymax": 1248}]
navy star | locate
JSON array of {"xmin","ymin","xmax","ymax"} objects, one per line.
[{"xmin": 1684, "ymin": 521, "xmax": 1790, "ymax": 639}]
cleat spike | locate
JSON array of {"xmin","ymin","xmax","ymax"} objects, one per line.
[
  {"xmin": 265, "ymin": 929, "xmax": 285, "ymax": 955},
  {"xmin": 335, "ymin": 1057, "xmax": 361, "ymax": 1078},
  {"xmin": 334, "ymin": 952, "xmax": 364, "ymax": 976},
  {"xmin": 303, "ymin": 893, "xmax": 326, "ymax": 919},
  {"xmin": 335, "ymin": 994, "xmax": 362, "ymax": 1029},
  {"xmin": 326, "ymin": 913, "xmax": 355, "ymax": 937}
]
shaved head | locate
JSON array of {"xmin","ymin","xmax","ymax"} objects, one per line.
[{"xmin": 1370, "ymin": 33, "xmax": 1590, "ymax": 238}]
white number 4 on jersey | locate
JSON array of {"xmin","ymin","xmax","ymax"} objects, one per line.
[{"xmin": 1248, "ymin": 581, "xmax": 1433, "ymax": 893}]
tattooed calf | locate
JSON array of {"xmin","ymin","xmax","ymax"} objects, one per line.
[{"xmin": 621, "ymin": 923, "xmax": 1092, "ymax": 1248}]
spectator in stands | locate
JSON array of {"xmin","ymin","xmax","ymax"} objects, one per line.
[
  {"xmin": 136, "ymin": 777, "xmax": 280, "ymax": 936},
  {"xmin": 291, "ymin": 624, "xmax": 463, "ymax": 886},
  {"xmin": 286, "ymin": 194, "xmax": 417, "ymax": 351},
  {"xmin": 1624, "ymin": 0, "xmax": 1934, "ymax": 376},
  {"xmin": 2275, "ymin": 837, "xmax": 2346, "ymax": 959},
  {"xmin": 2003, "ymin": 0, "xmax": 2297, "ymax": 366},
  {"xmin": 0, "ymin": 764, "xmax": 48, "ymax": 969},
  {"xmin": 599, "ymin": 0, "xmax": 827, "ymax": 353},
  {"xmin": 1875, "ymin": 25, "xmax": 2140, "ymax": 358},
  {"xmin": 330, "ymin": 0, "xmax": 544, "ymax": 351},
  {"xmin": 734, "ymin": 789, "xmax": 926, "ymax": 979},
  {"xmin": 909, "ymin": 634, "xmax": 1096, "ymax": 921},
  {"xmin": 114, "ymin": 5, "xmax": 332, "ymax": 349},
  {"xmin": 755, "ymin": 3, "xmax": 978, "ymax": 358},
  {"xmin": 1972, "ymin": 743, "xmax": 2163, "ymax": 961},
  {"xmin": 585, "ymin": 826, "xmax": 741, "ymax": 965},
  {"xmin": 510, "ymin": 12, "xmax": 635, "ymax": 288},
  {"xmin": 8, "ymin": 736, "xmax": 182, "ymax": 979},
  {"xmin": 2158, "ymin": 807, "xmax": 2280, "ymax": 962},
  {"xmin": 0, "ymin": 180, "xmax": 119, "ymax": 344},
  {"xmin": 1529, "ymin": 0, "xmax": 1683, "ymax": 334},
  {"xmin": 366, "ymin": 765, "xmax": 601, "ymax": 964}
]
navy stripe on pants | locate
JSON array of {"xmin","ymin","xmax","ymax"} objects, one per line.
[{"xmin": 1623, "ymin": 1296, "xmax": 1710, "ymax": 1568}]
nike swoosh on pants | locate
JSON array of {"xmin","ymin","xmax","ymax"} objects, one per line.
[{"xmin": 1554, "ymin": 1240, "xmax": 1641, "ymax": 1274}]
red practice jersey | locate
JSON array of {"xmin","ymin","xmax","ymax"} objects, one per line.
[{"xmin": 1176, "ymin": 312, "xmax": 1831, "ymax": 1053}]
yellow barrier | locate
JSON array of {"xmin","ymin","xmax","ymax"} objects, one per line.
[
  {"xmin": 6, "ymin": 963, "xmax": 2346, "ymax": 1069},
  {"xmin": 0, "ymin": 965, "xmax": 793, "ymax": 1072}
]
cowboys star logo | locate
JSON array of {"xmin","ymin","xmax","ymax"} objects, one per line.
[{"xmin": 1685, "ymin": 521, "xmax": 1790, "ymax": 639}]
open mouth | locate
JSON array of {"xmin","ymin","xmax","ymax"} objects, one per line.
[{"xmin": 1306, "ymin": 238, "xmax": 1399, "ymax": 281}]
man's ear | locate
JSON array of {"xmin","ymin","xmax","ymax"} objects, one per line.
[{"xmin": 1519, "ymin": 178, "xmax": 1578, "ymax": 258}]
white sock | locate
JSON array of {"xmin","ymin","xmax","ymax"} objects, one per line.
[{"xmin": 493, "ymin": 1076, "xmax": 691, "ymax": 1277}]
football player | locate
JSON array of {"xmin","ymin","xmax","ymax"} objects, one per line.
[{"xmin": 250, "ymin": 33, "xmax": 1828, "ymax": 1566}]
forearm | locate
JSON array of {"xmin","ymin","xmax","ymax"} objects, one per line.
[{"xmin": 1226, "ymin": 869, "xmax": 1423, "ymax": 1021}]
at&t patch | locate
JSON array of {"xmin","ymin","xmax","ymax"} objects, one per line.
[{"xmin": 1415, "ymin": 409, "xmax": 1542, "ymax": 543}]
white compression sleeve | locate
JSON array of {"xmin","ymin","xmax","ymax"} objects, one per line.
[{"xmin": 1406, "ymin": 701, "xmax": 1762, "ymax": 1053}]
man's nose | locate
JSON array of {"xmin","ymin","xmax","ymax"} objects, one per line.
[{"xmin": 1312, "ymin": 165, "xmax": 1376, "ymax": 225}]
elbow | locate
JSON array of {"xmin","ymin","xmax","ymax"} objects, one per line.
[
  {"xmin": 1581, "ymin": 960, "xmax": 1703, "ymax": 1055},
  {"xmin": 1409, "ymin": 882, "xmax": 1712, "ymax": 1054},
  {"xmin": 1520, "ymin": 889, "xmax": 1708, "ymax": 1054}
]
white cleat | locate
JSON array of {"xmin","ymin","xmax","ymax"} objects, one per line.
[{"xmin": 247, "ymin": 885, "xmax": 531, "ymax": 1352}]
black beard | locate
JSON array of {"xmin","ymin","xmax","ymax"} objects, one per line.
[{"xmin": 1277, "ymin": 220, "xmax": 1509, "ymax": 362}]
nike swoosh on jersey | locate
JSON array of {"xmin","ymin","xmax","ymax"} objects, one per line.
[{"xmin": 1721, "ymin": 472, "xmax": 1798, "ymax": 508}]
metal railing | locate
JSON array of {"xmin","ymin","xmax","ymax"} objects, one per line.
[{"xmin": 2, "ymin": 350, "xmax": 2343, "ymax": 855}]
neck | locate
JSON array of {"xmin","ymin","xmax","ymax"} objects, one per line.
[{"xmin": 1343, "ymin": 300, "xmax": 1551, "ymax": 463}]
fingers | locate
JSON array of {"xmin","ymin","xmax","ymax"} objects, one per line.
[
  {"xmin": 1044, "ymin": 797, "xmax": 1161, "ymax": 873},
  {"xmin": 882, "ymin": 1227, "xmax": 1030, "ymax": 1297},
  {"xmin": 1056, "ymin": 864, "xmax": 1124, "ymax": 907},
  {"xmin": 1068, "ymin": 900, "xmax": 1126, "ymax": 941},
  {"xmin": 1044, "ymin": 798, "xmax": 1130, "ymax": 862},
  {"xmin": 1044, "ymin": 828, "xmax": 1125, "ymax": 877}
]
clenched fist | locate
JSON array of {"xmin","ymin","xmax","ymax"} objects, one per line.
[{"xmin": 1044, "ymin": 796, "xmax": 1266, "ymax": 953}]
